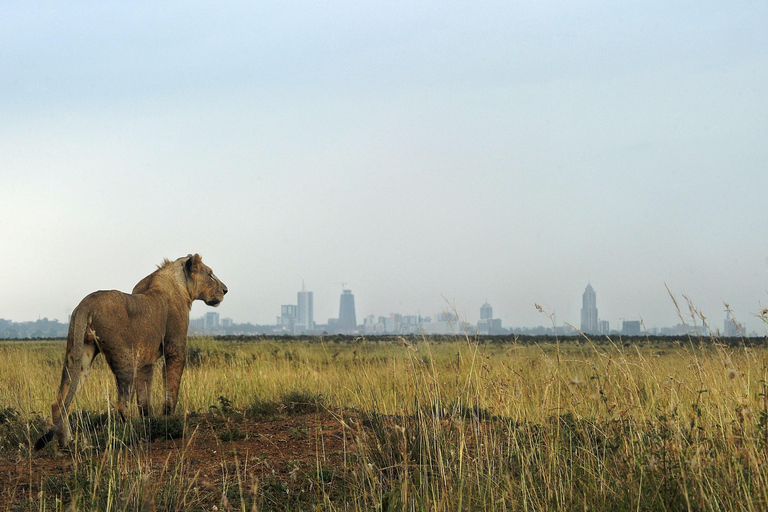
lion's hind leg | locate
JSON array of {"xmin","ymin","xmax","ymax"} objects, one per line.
[
  {"xmin": 114, "ymin": 375, "xmax": 134, "ymax": 422},
  {"xmin": 46, "ymin": 337, "xmax": 99, "ymax": 450},
  {"xmin": 136, "ymin": 364, "xmax": 156, "ymax": 417}
]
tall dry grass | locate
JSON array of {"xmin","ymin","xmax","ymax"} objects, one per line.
[{"xmin": 2, "ymin": 330, "xmax": 768, "ymax": 510}]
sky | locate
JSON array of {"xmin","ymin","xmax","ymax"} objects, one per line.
[{"xmin": 1, "ymin": 1, "xmax": 767, "ymax": 334}]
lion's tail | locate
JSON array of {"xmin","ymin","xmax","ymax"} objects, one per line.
[
  {"xmin": 34, "ymin": 307, "xmax": 90, "ymax": 451},
  {"xmin": 33, "ymin": 429, "xmax": 55, "ymax": 451},
  {"xmin": 61, "ymin": 307, "xmax": 89, "ymax": 412}
]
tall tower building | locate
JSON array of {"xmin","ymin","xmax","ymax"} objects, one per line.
[
  {"xmin": 278, "ymin": 305, "xmax": 297, "ymax": 332},
  {"xmin": 480, "ymin": 301, "xmax": 493, "ymax": 320},
  {"xmin": 580, "ymin": 284, "xmax": 598, "ymax": 334},
  {"xmin": 297, "ymin": 282, "xmax": 314, "ymax": 331},
  {"xmin": 204, "ymin": 312, "xmax": 220, "ymax": 331},
  {"xmin": 338, "ymin": 290, "xmax": 357, "ymax": 331},
  {"xmin": 724, "ymin": 312, "xmax": 745, "ymax": 337}
]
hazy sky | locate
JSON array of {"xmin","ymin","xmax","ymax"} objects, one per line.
[{"xmin": 2, "ymin": 2, "xmax": 767, "ymax": 334}]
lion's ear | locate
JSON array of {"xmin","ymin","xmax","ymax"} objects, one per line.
[{"xmin": 185, "ymin": 254, "xmax": 202, "ymax": 274}]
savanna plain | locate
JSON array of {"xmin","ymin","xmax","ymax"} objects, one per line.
[{"xmin": 2, "ymin": 330, "xmax": 768, "ymax": 511}]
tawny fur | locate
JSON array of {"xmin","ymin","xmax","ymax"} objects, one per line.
[{"xmin": 35, "ymin": 254, "xmax": 227, "ymax": 450}]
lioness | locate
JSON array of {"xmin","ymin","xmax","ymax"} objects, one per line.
[{"xmin": 35, "ymin": 254, "xmax": 227, "ymax": 450}]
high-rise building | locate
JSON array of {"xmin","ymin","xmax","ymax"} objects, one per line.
[
  {"xmin": 622, "ymin": 320, "xmax": 641, "ymax": 336},
  {"xmin": 204, "ymin": 312, "xmax": 220, "ymax": 331},
  {"xmin": 724, "ymin": 312, "xmax": 745, "ymax": 337},
  {"xmin": 338, "ymin": 290, "xmax": 357, "ymax": 331},
  {"xmin": 478, "ymin": 301, "xmax": 503, "ymax": 335},
  {"xmin": 297, "ymin": 283, "xmax": 314, "ymax": 331},
  {"xmin": 278, "ymin": 305, "xmax": 297, "ymax": 331},
  {"xmin": 580, "ymin": 284, "xmax": 598, "ymax": 334},
  {"xmin": 480, "ymin": 302, "xmax": 493, "ymax": 320}
]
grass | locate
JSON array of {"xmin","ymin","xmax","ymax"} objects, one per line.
[{"xmin": 2, "ymin": 330, "xmax": 768, "ymax": 510}]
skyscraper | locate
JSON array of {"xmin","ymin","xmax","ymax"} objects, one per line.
[
  {"xmin": 297, "ymin": 282, "xmax": 314, "ymax": 331},
  {"xmin": 580, "ymin": 284, "xmax": 598, "ymax": 334},
  {"xmin": 278, "ymin": 305, "xmax": 297, "ymax": 332},
  {"xmin": 480, "ymin": 302, "xmax": 493, "ymax": 320},
  {"xmin": 338, "ymin": 290, "xmax": 357, "ymax": 331},
  {"xmin": 724, "ymin": 312, "xmax": 745, "ymax": 337},
  {"xmin": 204, "ymin": 312, "xmax": 220, "ymax": 331},
  {"xmin": 477, "ymin": 301, "xmax": 502, "ymax": 335}
]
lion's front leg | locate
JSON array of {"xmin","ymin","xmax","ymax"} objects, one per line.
[{"xmin": 162, "ymin": 352, "xmax": 186, "ymax": 415}]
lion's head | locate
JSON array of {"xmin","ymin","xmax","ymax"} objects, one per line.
[{"xmin": 185, "ymin": 254, "xmax": 228, "ymax": 306}]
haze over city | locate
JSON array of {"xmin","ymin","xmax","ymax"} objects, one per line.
[{"xmin": 1, "ymin": 2, "xmax": 766, "ymax": 334}]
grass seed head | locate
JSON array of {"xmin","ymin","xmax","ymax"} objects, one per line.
[{"xmin": 740, "ymin": 407, "xmax": 752, "ymax": 421}]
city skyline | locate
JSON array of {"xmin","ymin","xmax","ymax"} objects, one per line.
[
  {"xmin": 220, "ymin": 281, "xmax": 760, "ymax": 337},
  {"xmin": 1, "ymin": 279, "xmax": 759, "ymax": 338},
  {"xmin": 184, "ymin": 281, "xmax": 755, "ymax": 337},
  {"xmin": 0, "ymin": 278, "xmax": 763, "ymax": 337}
]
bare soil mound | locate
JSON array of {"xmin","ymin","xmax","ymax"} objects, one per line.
[{"xmin": 1, "ymin": 411, "xmax": 352, "ymax": 510}]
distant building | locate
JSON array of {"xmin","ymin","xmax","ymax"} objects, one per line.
[
  {"xmin": 189, "ymin": 312, "xmax": 222, "ymax": 335},
  {"xmin": 599, "ymin": 320, "xmax": 610, "ymax": 335},
  {"xmin": 480, "ymin": 302, "xmax": 493, "ymax": 320},
  {"xmin": 420, "ymin": 311, "xmax": 474, "ymax": 335},
  {"xmin": 278, "ymin": 305, "xmax": 298, "ymax": 333},
  {"xmin": 580, "ymin": 284, "xmax": 598, "ymax": 334},
  {"xmin": 189, "ymin": 317, "xmax": 204, "ymax": 333},
  {"xmin": 338, "ymin": 290, "xmax": 357, "ymax": 331},
  {"xmin": 365, "ymin": 314, "xmax": 422, "ymax": 335},
  {"xmin": 659, "ymin": 323, "xmax": 692, "ymax": 336},
  {"xmin": 622, "ymin": 320, "xmax": 642, "ymax": 336},
  {"xmin": 724, "ymin": 312, "xmax": 746, "ymax": 337},
  {"xmin": 421, "ymin": 318, "xmax": 469, "ymax": 334},
  {"xmin": 297, "ymin": 284, "xmax": 314, "ymax": 332},
  {"xmin": 477, "ymin": 301, "xmax": 503, "ymax": 335},
  {"xmin": 363, "ymin": 315, "xmax": 376, "ymax": 334},
  {"xmin": 402, "ymin": 315, "xmax": 421, "ymax": 328},
  {"xmin": 204, "ymin": 312, "xmax": 220, "ymax": 331},
  {"xmin": 478, "ymin": 318, "xmax": 503, "ymax": 335}
]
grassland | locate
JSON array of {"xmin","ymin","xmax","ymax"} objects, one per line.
[{"xmin": 2, "ymin": 333, "xmax": 768, "ymax": 510}]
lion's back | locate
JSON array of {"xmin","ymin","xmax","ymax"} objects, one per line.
[
  {"xmin": 76, "ymin": 289, "xmax": 130, "ymax": 314},
  {"xmin": 75, "ymin": 290, "xmax": 162, "ymax": 337}
]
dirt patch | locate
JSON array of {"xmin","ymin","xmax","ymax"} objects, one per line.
[{"xmin": 0, "ymin": 412, "xmax": 355, "ymax": 510}]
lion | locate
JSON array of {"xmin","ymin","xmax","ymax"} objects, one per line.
[{"xmin": 35, "ymin": 254, "xmax": 227, "ymax": 450}]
